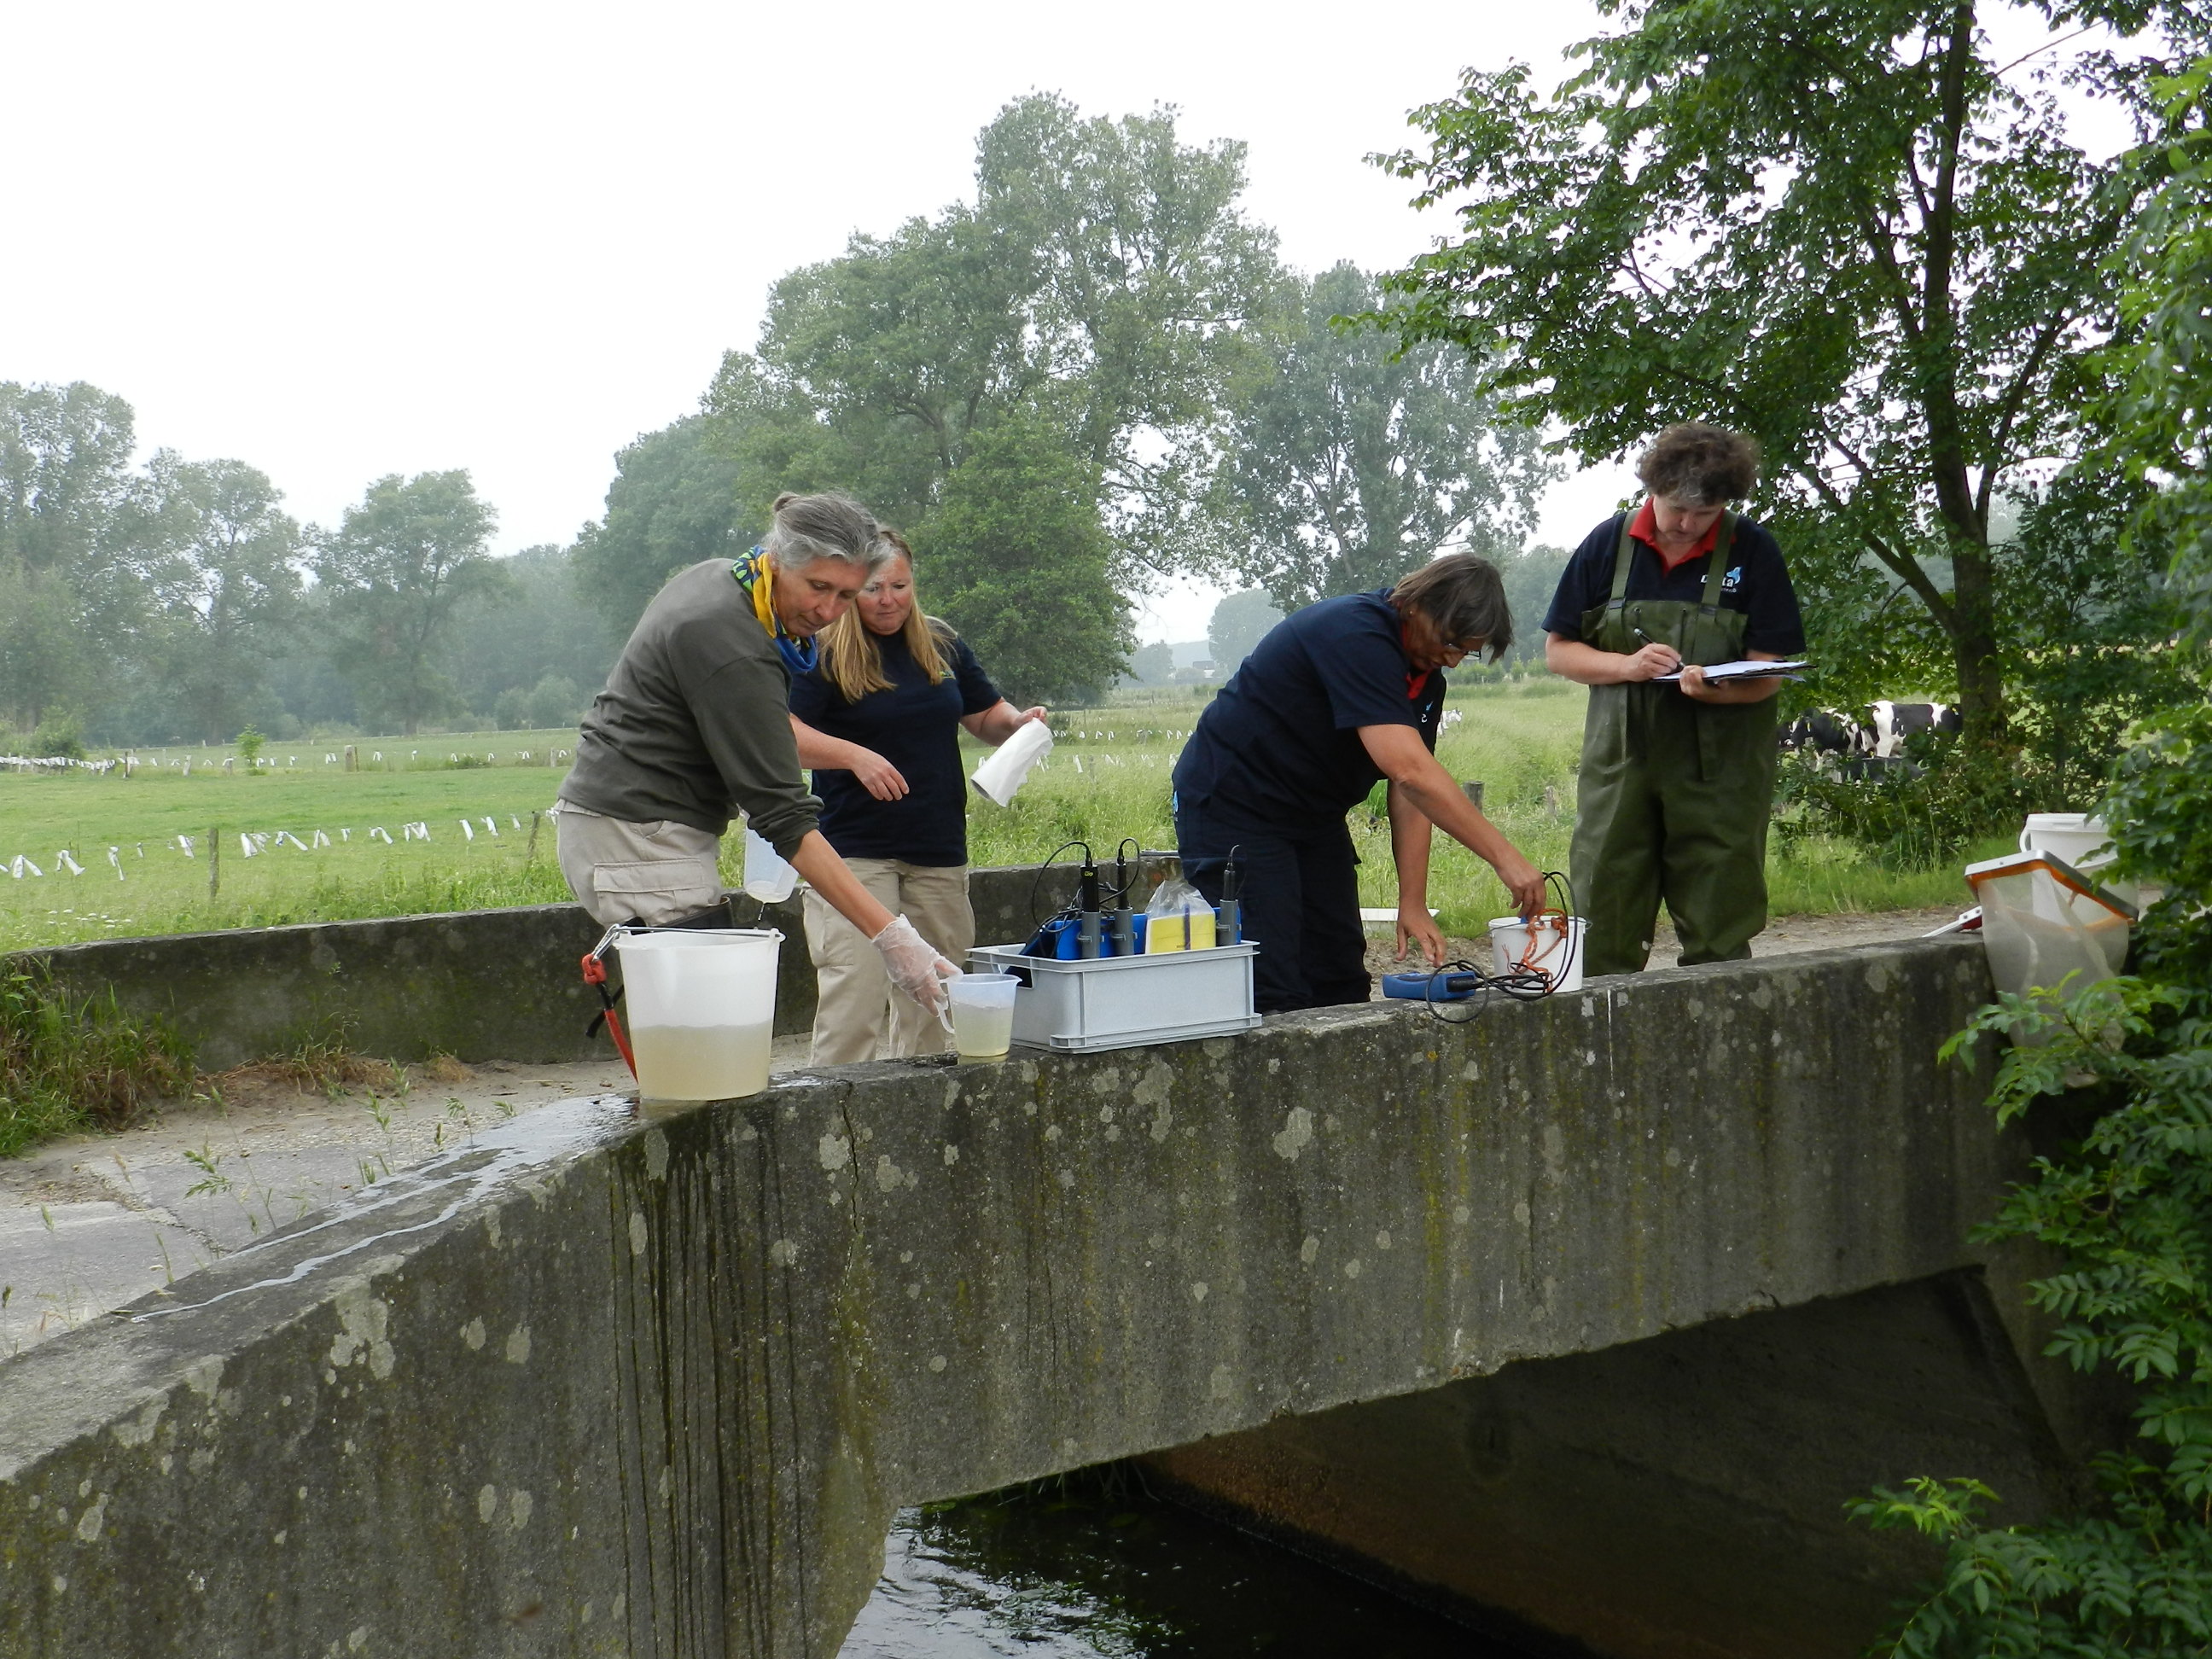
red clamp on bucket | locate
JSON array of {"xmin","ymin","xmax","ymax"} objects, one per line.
[{"xmin": 582, "ymin": 924, "xmax": 637, "ymax": 1079}]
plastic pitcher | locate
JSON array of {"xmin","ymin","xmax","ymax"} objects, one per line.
[
  {"xmin": 613, "ymin": 928, "xmax": 782, "ymax": 1100},
  {"xmin": 1489, "ymin": 914, "xmax": 1587, "ymax": 992},
  {"xmin": 948, "ymin": 970, "xmax": 1020, "ymax": 1059}
]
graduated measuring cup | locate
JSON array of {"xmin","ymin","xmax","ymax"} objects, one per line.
[{"xmin": 947, "ymin": 970, "xmax": 1020, "ymax": 1059}]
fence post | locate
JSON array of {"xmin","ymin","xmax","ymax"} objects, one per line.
[{"xmin": 207, "ymin": 826, "xmax": 220, "ymax": 900}]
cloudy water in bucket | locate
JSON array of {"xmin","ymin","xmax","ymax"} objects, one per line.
[
  {"xmin": 630, "ymin": 1022, "xmax": 772, "ymax": 1101},
  {"xmin": 841, "ymin": 1473, "xmax": 1543, "ymax": 1658}
]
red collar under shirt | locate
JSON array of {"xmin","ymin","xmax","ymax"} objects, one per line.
[{"xmin": 1629, "ymin": 498, "xmax": 1723, "ymax": 573}]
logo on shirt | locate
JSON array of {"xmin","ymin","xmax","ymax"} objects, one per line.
[{"xmin": 1722, "ymin": 564, "xmax": 1743, "ymax": 592}]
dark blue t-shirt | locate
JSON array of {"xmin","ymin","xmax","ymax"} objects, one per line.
[
  {"xmin": 787, "ymin": 626, "xmax": 1002, "ymax": 866},
  {"xmin": 1541, "ymin": 512, "xmax": 1807, "ymax": 655},
  {"xmin": 1172, "ymin": 590, "xmax": 1444, "ymax": 833}
]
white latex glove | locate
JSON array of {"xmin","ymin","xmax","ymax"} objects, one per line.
[{"xmin": 872, "ymin": 915, "xmax": 958, "ymax": 1027}]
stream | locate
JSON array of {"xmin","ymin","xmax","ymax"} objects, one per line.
[{"xmin": 839, "ymin": 1469, "xmax": 1542, "ymax": 1657}]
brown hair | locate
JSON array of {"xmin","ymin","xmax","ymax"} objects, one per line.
[
  {"xmin": 816, "ymin": 530, "xmax": 956, "ymax": 701},
  {"xmin": 763, "ymin": 491, "xmax": 888, "ymax": 573},
  {"xmin": 1635, "ymin": 423, "xmax": 1761, "ymax": 506},
  {"xmin": 1389, "ymin": 553, "xmax": 1513, "ymax": 663}
]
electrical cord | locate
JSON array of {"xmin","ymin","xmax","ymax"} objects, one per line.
[
  {"xmin": 1402, "ymin": 870, "xmax": 1581, "ymax": 1024},
  {"xmin": 1028, "ymin": 840, "xmax": 1093, "ymax": 928}
]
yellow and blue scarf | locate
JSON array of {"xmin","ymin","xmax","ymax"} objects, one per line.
[{"xmin": 733, "ymin": 547, "xmax": 818, "ymax": 674}]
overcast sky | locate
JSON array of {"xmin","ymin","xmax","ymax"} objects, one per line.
[{"xmin": 3, "ymin": 2, "xmax": 2122, "ymax": 643}]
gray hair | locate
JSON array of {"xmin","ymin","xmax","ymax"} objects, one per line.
[{"xmin": 763, "ymin": 491, "xmax": 889, "ymax": 575}]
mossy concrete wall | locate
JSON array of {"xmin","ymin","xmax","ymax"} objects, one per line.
[
  {"xmin": 9, "ymin": 865, "xmax": 1076, "ymax": 1070},
  {"xmin": 0, "ymin": 939, "xmax": 2069, "ymax": 1657}
]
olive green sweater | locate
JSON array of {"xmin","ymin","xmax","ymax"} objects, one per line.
[{"xmin": 559, "ymin": 561, "xmax": 821, "ymax": 856}]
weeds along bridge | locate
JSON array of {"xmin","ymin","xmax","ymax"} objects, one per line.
[{"xmin": 0, "ymin": 936, "xmax": 2106, "ymax": 1659}]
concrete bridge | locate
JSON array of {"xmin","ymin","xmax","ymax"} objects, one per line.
[{"xmin": 0, "ymin": 935, "xmax": 2104, "ymax": 1658}]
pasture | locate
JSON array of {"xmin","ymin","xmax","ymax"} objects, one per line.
[{"xmin": 0, "ymin": 688, "xmax": 1979, "ymax": 954}]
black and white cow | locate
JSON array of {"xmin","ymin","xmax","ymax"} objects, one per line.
[
  {"xmin": 1865, "ymin": 700, "xmax": 1960, "ymax": 759},
  {"xmin": 1780, "ymin": 701, "xmax": 1959, "ymax": 780},
  {"xmin": 1779, "ymin": 708, "xmax": 1872, "ymax": 758}
]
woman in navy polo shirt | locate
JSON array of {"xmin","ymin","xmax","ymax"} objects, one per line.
[
  {"xmin": 789, "ymin": 533, "xmax": 1047, "ymax": 1062},
  {"xmin": 1173, "ymin": 555, "xmax": 1546, "ymax": 1014}
]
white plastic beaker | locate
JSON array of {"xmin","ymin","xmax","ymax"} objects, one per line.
[
  {"xmin": 742, "ymin": 826, "xmax": 799, "ymax": 903},
  {"xmin": 613, "ymin": 928, "xmax": 783, "ymax": 1100},
  {"xmin": 948, "ymin": 970, "xmax": 1020, "ymax": 1059},
  {"xmin": 1489, "ymin": 915, "xmax": 1587, "ymax": 992}
]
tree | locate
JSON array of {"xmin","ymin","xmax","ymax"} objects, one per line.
[
  {"xmin": 1207, "ymin": 591, "xmax": 1284, "ymax": 672},
  {"xmin": 706, "ymin": 93, "xmax": 1279, "ymax": 580},
  {"xmin": 573, "ymin": 416, "xmax": 749, "ymax": 634},
  {"xmin": 136, "ymin": 451, "xmax": 303, "ymax": 742},
  {"xmin": 1372, "ymin": 2, "xmax": 2204, "ymax": 744},
  {"xmin": 1124, "ymin": 640, "xmax": 1177, "ymax": 685},
  {"xmin": 916, "ymin": 407, "xmax": 1132, "ymax": 704},
  {"xmin": 443, "ymin": 544, "xmax": 616, "ymax": 724},
  {"xmin": 1493, "ymin": 544, "xmax": 1573, "ymax": 668},
  {"xmin": 0, "ymin": 381, "xmax": 148, "ymax": 729},
  {"xmin": 1223, "ymin": 265, "xmax": 1557, "ymax": 610},
  {"xmin": 313, "ymin": 471, "xmax": 508, "ymax": 736}
]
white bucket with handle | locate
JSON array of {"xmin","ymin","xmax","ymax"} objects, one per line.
[
  {"xmin": 1489, "ymin": 914, "xmax": 1587, "ymax": 992},
  {"xmin": 613, "ymin": 928, "xmax": 782, "ymax": 1101},
  {"xmin": 2018, "ymin": 814, "xmax": 2133, "ymax": 908},
  {"xmin": 2018, "ymin": 813, "xmax": 2114, "ymax": 869}
]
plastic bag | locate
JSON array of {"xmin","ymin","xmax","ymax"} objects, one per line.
[
  {"xmin": 1144, "ymin": 862, "xmax": 1215, "ymax": 953},
  {"xmin": 970, "ymin": 720, "xmax": 1053, "ymax": 807}
]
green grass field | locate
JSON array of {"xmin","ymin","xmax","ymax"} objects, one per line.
[{"xmin": 0, "ymin": 692, "xmax": 1982, "ymax": 953}]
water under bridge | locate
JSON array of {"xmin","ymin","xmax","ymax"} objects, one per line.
[{"xmin": 0, "ymin": 928, "xmax": 2105, "ymax": 1658}]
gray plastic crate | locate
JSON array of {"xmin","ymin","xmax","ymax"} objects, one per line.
[{"xmin": 968, "ymin": 941, "xmax": 1261, "ymax": 1053}]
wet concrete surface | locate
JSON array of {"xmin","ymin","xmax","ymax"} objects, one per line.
[
  {"xmin": 3, "ymin": 906, "xmax": 1967, "ymax": 1361},
  {"xmin": 0, "ymin": 1038, "xmax": 812, "ymax": 1357}
]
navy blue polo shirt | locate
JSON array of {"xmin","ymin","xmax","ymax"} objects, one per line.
[
  {"xmin": 1542, "ymin": 512, "xmax": 1807, "ymax": 655},
  {"xmin": 1172, "ymin": 591, "xmax": 1444, "ymax": 833},
  {"xmin": 788, "ymin": 627, "xmax": 1002, "ymax": 866}
]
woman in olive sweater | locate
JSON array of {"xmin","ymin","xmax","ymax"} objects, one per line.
[{"xmin": 556, "ymin": 491, "xmax": 956, "ymax": 1019}]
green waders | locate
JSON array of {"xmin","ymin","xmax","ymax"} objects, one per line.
[{"xmin": 1569, "ymin": 515, "xmax": 1779, "ymax": 975}]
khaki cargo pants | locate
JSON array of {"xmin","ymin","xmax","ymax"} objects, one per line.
[
  {"xmin": 554, "ymin": 804, "xmax": 725, "ymax": 926},
  {"xmin": 805, "ymin": 859, "xmax": 972, "ymax": 1065}
]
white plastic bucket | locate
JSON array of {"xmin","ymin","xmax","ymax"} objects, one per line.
[
  {"xmin": 2019, "ymin": 813, "xmax": 2114, "ymax": 869},
  {"xmin": 1489, "ymin": 914, "xmax": 1587, "ymax": 992},
  {"xmin": 613, "ymin": 928, "xmax": 783, "ymax": 1101},
  {"xmin": 947, "ymin": 970, "xmax": 1020, "ymax": 1059}
]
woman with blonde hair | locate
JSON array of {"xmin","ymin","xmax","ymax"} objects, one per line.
[{"xmin": 789, "ymin": 531, "xmax": 1047, "ymax": 1062}]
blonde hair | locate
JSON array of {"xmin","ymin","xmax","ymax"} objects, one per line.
[{"xmin": 817, "ymin": 530, "xmax": 954, "ymax": 701}]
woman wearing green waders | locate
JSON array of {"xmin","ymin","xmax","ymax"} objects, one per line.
[{"xmin": 1541, "ymin": 424, "xmax": 1806, "ymax": 975}]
